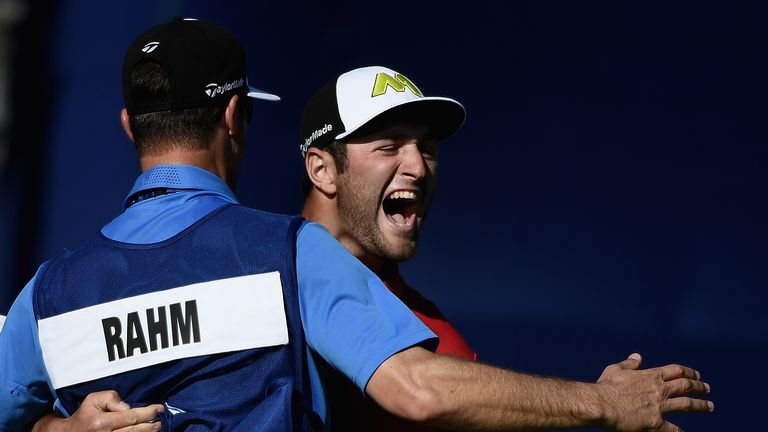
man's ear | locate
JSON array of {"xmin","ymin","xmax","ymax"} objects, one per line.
[
  {"xmin": 223, "ymin": 94, "xmax": 240, "ymax": 136},
  {"xmin": 305, "ymin": 147, "xmax": 338, "ymax": 196},
  {"xmin": 120, "ymin": 108, "xmax": 134, "ymax": 142}
]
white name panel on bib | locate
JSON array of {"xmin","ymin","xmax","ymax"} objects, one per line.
[{"xmin": 39, "ymin": 272, "xmax": 288, "ymax": 389}]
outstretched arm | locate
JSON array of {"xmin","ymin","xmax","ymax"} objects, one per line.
[
  {"xmin": 367, "ymin": 348, "xmax": 712, "ymax": 431},
  {"xmin": 31, "ymin": 391, "xmax": 163, "ymax": 432}
]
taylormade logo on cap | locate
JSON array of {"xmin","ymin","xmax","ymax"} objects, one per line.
[
  {"xmin": 141, "ymin": 42, "xmax": 160, "ymax": 53},
  {"xmin": 301, "ymin": 124, "xmax": 333, "ymax": 154},
  {"xmin": 204, "ymin": 78, "xmax": 245, "ymax": 98}
]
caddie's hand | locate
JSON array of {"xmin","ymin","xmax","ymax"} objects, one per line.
[
  {"xmin": 595, "ymin": 353, "xmax": 713, "ymax": 432},
  {"xmin": 31, "ymin": 390, "xmax": 163, "ymax": 432}
]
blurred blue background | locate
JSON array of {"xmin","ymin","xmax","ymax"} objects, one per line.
[{"xmin": 1, "ymin": 1, "xmax": 765, "ymax": 429}]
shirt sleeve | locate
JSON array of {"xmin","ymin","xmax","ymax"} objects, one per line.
[
  {"xmin": 0, "ymin": 266, "xmax": 56, "ymax": 432},
  {"xmin": 296, "ymin": 222, "xmax": 437, "ymax": 391}
]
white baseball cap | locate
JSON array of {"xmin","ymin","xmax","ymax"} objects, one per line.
[{"xmin": 299, "ymin": 66, "xmax": 465, "ymax": 156}]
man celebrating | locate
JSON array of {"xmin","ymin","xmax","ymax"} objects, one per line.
[
  {"xmin": 300, "ymin": 66, "xmax": 474, "ymax": 431},
  {"xmin": 299, "ymin": 65, "xmax": 714, "ymax": 431}
]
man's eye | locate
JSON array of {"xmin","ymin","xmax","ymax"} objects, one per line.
[
  {"xmin": 378, "ymin": 145, "xmax": 397, "ymax": 152},
  {"xmin": 420, "ymin": 145, "xmax": 438, "ymax": 159}
]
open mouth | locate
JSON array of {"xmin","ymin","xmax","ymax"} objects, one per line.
[{"xmin": 382, "ymin": 191, "xmax": 418, "ymax": 228}]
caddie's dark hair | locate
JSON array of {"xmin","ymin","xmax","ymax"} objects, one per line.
[
  {"xmin": 127, "ymin": 60, "xmax": 251, "ymax": 156},
  {"xmin": 302, "ymin": 140, "xmax": 348, "ymax": 199}
]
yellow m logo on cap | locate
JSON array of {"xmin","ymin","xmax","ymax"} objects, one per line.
[{"xmin": 371, "ymin": 72, "xmax": 423, "ymax": 98}]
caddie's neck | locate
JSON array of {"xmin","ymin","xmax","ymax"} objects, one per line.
[
  {"xmin": 122, "ymin": 95, "xmax": 245, "ymax": 192},
  {"xmin": 138, "ymin": 135, "xmax": 238, "ymax": 191}
]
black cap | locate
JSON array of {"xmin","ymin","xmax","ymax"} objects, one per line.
[{"xmin": 122, "ymin": 17, "xmax": 279, "ymax": 116}]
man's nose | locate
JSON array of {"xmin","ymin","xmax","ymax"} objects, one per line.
[{"xmin": 400, "ymin": 144, "xmax": 428, "ymax": 179}]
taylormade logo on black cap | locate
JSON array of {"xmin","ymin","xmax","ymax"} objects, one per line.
[
  {"xmin": 141, "ymin": 42, "xmax": 159, "ymax": 53},
  {"xmin": 301, "ymin": 124, "xmax": 334, "ymax": 154},
  {"xmin": 205, "ymin": 79, "xmax": 246, "ymax": 98}
]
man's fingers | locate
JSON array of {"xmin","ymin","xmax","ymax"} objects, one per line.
[
  {"xmin": 107, "ymin": 404, "xmax": 163, "ymax": 428},
  {"xmin": 82, "ymin": 389, "xmax": 130, "ymax": 412},
  {"xmin": 120, "ymin": 404, "xmax": 163, "ymax": 424},
  {"xmin": 657, "ymin": 420, "xmax": 684, "ymax": 432},
  {"xmin": 659, "ymin": 363, "xmax": 700, "ymax": 381},
  {"xmin": 102, "ymin": 396, "xmax": 131, "ymax": 413},
  {"xmin": 665, "ymin": 377, "xmax": 710, "ymax": 396},
  {"xmin": 115, "ymin": 421, "xmax": 162, "ymax": 432},
  {"xmin": 662, "ymin": 396, "xmax": 715, "ymax": 413},
  {"xmin": 615, "ymin": 352, "xmax": 643, "ymax": 370}
]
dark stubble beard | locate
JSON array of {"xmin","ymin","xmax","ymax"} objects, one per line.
[{"xmin": 336, "ymin": 172, "xmax": 419, "ymax": 263}]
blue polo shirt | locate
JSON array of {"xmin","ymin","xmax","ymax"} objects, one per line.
[{"xmin": 0, "ymin": 165, "xmax": 436, "ymax": 431}]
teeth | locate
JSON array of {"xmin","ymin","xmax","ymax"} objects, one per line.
[{"xmin": 388, "ymin": 191, "xmax": 416, "ymax": 200}]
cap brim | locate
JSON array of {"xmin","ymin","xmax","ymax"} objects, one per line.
[
  {"xmin": 247, "ymin": 86, "xmax": 280, "ymax": 102},
  {"xmin": 335, "ymin": 97, "xmax": 465, "ymax": 142}
]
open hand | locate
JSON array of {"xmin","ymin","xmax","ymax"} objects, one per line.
[{"xmin": 596, "ymin": 353, "xmax": 713, "ymax": 432}]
